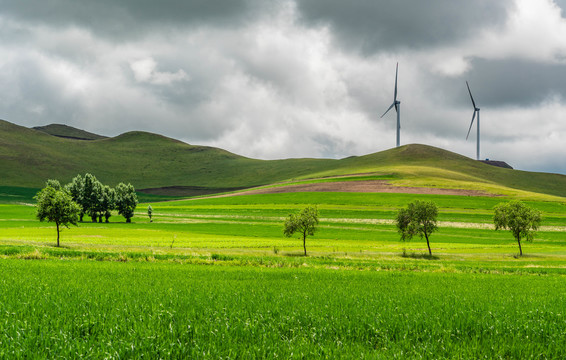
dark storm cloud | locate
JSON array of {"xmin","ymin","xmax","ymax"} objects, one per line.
[
  {"xmin": 0, "ymin": 0, "xmax": 265, "ymax": 39},
  {"xmin": 431, "ymin": 59, "xmax": 566, "ymax": 109},
  {"xmin": 296, "ymin": 0, "xmax": 513, "ymax": 53}
]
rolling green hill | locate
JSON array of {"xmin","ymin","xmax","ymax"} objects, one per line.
[
  {"xmin": 0, "ymin": 120, "xmax": 339, "ymax": 191},
  {"xmin": 1, "ymin": 119, "xmax": 565, "ymax": 198}
]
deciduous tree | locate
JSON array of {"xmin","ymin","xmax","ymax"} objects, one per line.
[
  {"xmin": 100, "ymin": 185, "xmax": 116, "ymax": 223},
  {"xmin": 396, "ymin": 200, "xmax": 438, "ymax": 256},
  {"xmin": 81, "ymin": 173, "xmax": 104, "ymax": 222},
  {"xmin": 494, "ymin": 200, "xmax": 542, "ymax": 256},
  {"xmin": 115, "ymin": 182, "xmax": 138, "ymax": 223},
  {"xmin": 35, "ymin": 180, "xmax": 81, "ymax": 247},
  {"xmin": 65, "ymin": 174, "xmax": 85, "ymax": 221},
  {"xmin": 283, "ymin": 206, "xmax": 319, "ymax": 256}
]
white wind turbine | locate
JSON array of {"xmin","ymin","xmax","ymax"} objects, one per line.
[
  {"xmin": 381, "ymin": 63, "xmax": 401, "ymax": 147},
  {"xmin": 465, "ymin": 81, "xmax": 481, "ymax": 160}
]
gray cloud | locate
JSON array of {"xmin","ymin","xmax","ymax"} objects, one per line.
[
  {"xmin": 464, "ymin": 59, "xmax": 566, "ymax": 107},
  {"xmin": 416, "ymin": 58, "xmax": 566, "ymax": 111},
  {"xmin": 296, "ymin": 0, "xmax": 512, "ymax": 53},
  {"xmin": 0, "ymin": 0, "xmax": 269, "ymax": 41},
  {"xmin": 554, "ymin": 0, "xmax": 566, "ymax": 11}
]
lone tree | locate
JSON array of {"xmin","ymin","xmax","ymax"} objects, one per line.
[
  {"xmin": 35, "ymin": 180, "xmax": 81, "ymax": 247},
  {"xmin": 494, "ymin": 200, "xmax": 542, "ymax": 256},
  {"xmin": 283, "ymin": 206, "xmax": 319, "ymax": 256},
  {"xmin": 396, "ymin": 200, "xmax": 438, "ymax": 256},
  {"xmin": 115, "ymin": 182, "xmax": 138, "ymax": 223}
]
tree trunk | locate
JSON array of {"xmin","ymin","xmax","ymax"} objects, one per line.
[
  {"xmin": 126, "ymin": 218, "xmax": 131, "ymax": 223},
  {"xmin": 303, "ymin": 232, "xmax": 307, "ymax": 256},
  {"xmin": 56, "ymin": 222, "xmax": 60, "ymax": 247},
  {"xmin": 517, "ymin": 235, "xmax": 523, "ymax": 256},
  {"xmin": 425, "ymin": 233, "xmax": 432, "ymax": 256}
]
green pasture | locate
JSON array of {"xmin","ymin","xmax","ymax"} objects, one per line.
[
  {"xmin": 1, "ymin": 191, "xmax": 565, "ymax": 262},
  {"xmin": 2, "ymin": 259, "xmax": 566, "ymax": 358},
  {"xmin": 2, "ymin": 189, "xmax": 566, "ymax": 358}
]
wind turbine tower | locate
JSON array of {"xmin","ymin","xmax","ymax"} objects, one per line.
[
  {"xmin": 381, "ymin": 63, "xmax": 401, "ymax": 147},
  {"xmin": 465, "ymin": 81, "xmax": 481, "ymax": 160}
]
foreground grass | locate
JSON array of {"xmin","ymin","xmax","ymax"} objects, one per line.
[
  {"xmin": 1, "ymin": 190, "xmax": 566, "ymax": 358},
  {"xmin": 1, "ymin": 259, "xmax": 565, "ymax": 358}
]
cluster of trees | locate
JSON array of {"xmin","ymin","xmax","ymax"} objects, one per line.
[
  {"xmin": 66, "ymin": 174, "xmax": 138, "ymax": 223},
  {"xmin": 35, "ymin": 175, "xmax": 139, "ymax": 246},
  {"xmin": 283, "ymin": 200, "xmax": 542, "ymax": 257}
]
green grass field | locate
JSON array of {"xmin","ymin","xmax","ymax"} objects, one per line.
[
  {"xmin": 1, "ymin": 189, "xmax": 566, "ymax": 357},
  {"xmin": 3, "ymin": 259, "xmax": 566, "ymax": 358},
  {"xmin": 2, "ymin": 192, "xmax": 565, "ymax": 260}
]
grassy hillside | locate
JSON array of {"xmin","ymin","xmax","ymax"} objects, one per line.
[
  {"xmin": 333, "ymin": 145, "xmax": 566, "ymax": 198},
  {"xmin": 1, "ymin": 119, "xmax": 565, "ymax": 198},
  {"xmin": 0, "ymin": 120, "xmax": 338, "ymax": 190}
]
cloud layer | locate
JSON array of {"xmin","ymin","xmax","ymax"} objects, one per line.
[{"xmin": 1, "ymin": 0, "xmax": 565, "ymax": 174}]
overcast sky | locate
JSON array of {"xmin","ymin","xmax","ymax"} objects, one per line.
[{"xmin": 1, "ymin": 0, "xmax": 565, "ymax": 174}]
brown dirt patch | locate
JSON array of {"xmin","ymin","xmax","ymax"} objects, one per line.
[
  {"xmin": 139, "ymin": 185, "xmax": 246, "ymax": 197},
  {"xmin": 215, "ymin": 180, "xmax": 494, "ymax": 197}
]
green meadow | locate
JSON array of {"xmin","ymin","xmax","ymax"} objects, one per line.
[
  {"xmin": 2, "ymin": 192, "xmax": 566, "ymax": 259},
  {"xmin": 1, "ymin": 189, "xmax": 566, "ymax": 357},
  {"xmin": 3, "ymin": 259, "xmax": 566, "ymax": 359}
]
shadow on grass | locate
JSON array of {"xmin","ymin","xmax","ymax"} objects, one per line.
[
  {"xmin": 512, "ymin": 253, "xmax": 542, "ymax": 259},
  {"xmin": 283, "ymin": 253, "xmax": 308, "ymax": 257},
  {"xmin": 400, "ymin": 250, "xmax": 439, "ymax": 260}
]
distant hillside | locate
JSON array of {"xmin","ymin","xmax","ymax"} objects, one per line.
[
  {"xmin": 1, "ymin": 119, "xmax": 566, "ymax": 198},
  {"xmin": 33, "ymin": 124, "xmax": 108, "ymax": 140},
  {"xmin": 0, "ymin": 120, "xmax": 339, "ymax": 191}
]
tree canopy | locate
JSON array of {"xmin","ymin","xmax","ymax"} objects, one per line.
[
  {"xmin": 65, "ymin": 174, "xmax": 136, "ymax": 223},
  {"xmin": 396, "ymin": 200, "xmax": 438, "ymax": 256},
  {"xmin": 35, "ymin": 180, "xmax": 81, "ymax": 247},
  {"xmin": 115, "ymin": 183, "xmax": 138, "ymax": 223},
  {"xmin": 494, "ymin": 200, "xmax": 542, "ymax": 256},
  {"xmin": 283, "ymin": 206, "xmax": 319, "ymax": 256}
]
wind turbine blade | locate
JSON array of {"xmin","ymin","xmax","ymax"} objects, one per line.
[
  {"xmin": 381, "ymin": 103, "xmax": 395, "ymax": 118},
  {"xmin": 394, "ymin": 63, "xmax": 399, "ymax": 101},
  {"xmin": 466, "ymin": 111, "xmax": 476, "ymax": 140},
  {"xmin": 394, "ymin": 102, "xmax": 398, "ymax": 113},
  {"xmin": 466, "ymin": 81, "xmax": 476, "ymax": 109}
]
